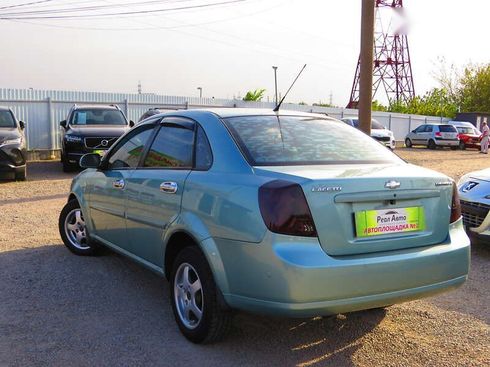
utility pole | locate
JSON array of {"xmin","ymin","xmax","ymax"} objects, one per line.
[
  {"xmin": 138, "ymin": 81, "xmax": 142, "ymax": 95},
  {"xmin": 197, "ymin": 87, "xmax": 202, "ymax": 98},
  {"xmin": 272, "ymin": 66, "xmax": 278, "ymax": 106},
  {"xmin": 358, "ymin": 0, "xmax": 375, "ymax": 135}
]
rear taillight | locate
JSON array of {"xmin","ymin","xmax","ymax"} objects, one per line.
[
  {"xmin": 450, "ymin": 182, "xmax": 462, "ymax": 223},
  {"xmin": 259, "ymin": 180, "xmax": 317, "ymax": 237},
  {"xmin": 435, "ymin": 132, "xmax": 442, "ymax": 137}
]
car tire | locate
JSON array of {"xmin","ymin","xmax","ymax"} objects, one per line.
[
  {"xmin": 15, "ymin": 167, "xmax": 26, "ymax": 181},
  {"xmin": 428, "ymin": 139, "xmax": 436, "ymax": 150},
  {"xmin": 170, "ymin": 246, "xmax": 232, "ymax": 344},
  {"xmin": 62, "ymin": 154, "xmax": 76, "ymax": 172},
  {"xmin": 405, "ymin": 138, "xmax": 412, "ymax": 148},
  {"xmin": 450, "ymin": 146, "xmax": 459, "ymax": 150},
  {"xmin": 459, "ymin": 141, "xmax": 466, "ymax": 150},
  {"xmin": 59, "ymin": 199, "xmax": 98, "ymax": 256}
]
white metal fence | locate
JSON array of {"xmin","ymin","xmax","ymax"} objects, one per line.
[{"xmin": 0, "ymin": 88, "xmax": 448, "ymax": 151}]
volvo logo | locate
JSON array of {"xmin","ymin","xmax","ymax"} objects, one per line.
[
  {"xmin": 385, "ymin": 180, "xmax": 401, "ymax": 189},
  {"xmin": 101, "ymin": 139, "xmax": 109, "ymax": 147}
]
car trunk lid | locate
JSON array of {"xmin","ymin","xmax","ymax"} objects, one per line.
[{"xmin": 255, "ymin": 163, "xmax": 453, "ymax": 256}]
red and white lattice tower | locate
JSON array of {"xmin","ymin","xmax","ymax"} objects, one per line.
[{"xmin": 347, "ymin": 0, "xmax": 415, "ymax": 109}]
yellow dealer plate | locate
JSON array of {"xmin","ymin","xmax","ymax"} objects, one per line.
[{"xmin": 355, "ymin": 207, "xmax": 425, "ymax": 237}]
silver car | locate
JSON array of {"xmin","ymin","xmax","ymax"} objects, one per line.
[
  {"xmin": 458, "ymin": 168, "xmax": 490, "ymax": 243},
  {"xmin": 341, "ymin": 117, "xmax": 396, "ymax": 149},
  {"xmin": 405, "ymin": 124, "xmax": 459, "ymax": 149}
]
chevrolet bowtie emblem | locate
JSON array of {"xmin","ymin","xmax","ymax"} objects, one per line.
[{"xmin": 385, "ymin": 180, "xmax": 401, "ymax": 189}]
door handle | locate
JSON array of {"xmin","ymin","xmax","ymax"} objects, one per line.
[
  {"xmin": 160, "ymin": 181, "xmax": 178, "ymax": 194},
  {"xmin": 113, "ymin": 179, "xmax": 125, "ymax": 189}
]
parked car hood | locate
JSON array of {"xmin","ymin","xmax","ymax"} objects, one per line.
[
  {"xmin": 466, "ymin": 168, "xmax": 490, "ymax": 182},
  {"xmin": 67, "ymin": 125, "xmax": 130, "ymax": 137},
  {"xmin": 0, "ymin": 128, "xmax": 21, "ymax": 144}
]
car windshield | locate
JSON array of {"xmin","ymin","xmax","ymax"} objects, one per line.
[
  {"xmin": 71, "ymin": 108, "xmax": 126, "ymax": 125},
  {"xmin": 0, "ymin": 110, "xmax": 15, "ymax": 128},
  {"xmin": 457, "ymin": 127, "xmax": 476, "ymax": 134},
  {"xmin": 348, "ymin": 118, "xmax": 385, "ymax": 130},
  {"xmin": 439, "ymin": 125, "xmax": 457, "ymax": 133},
  {"xmin": 224, "ymin": 115, "xmax": 402, "ymax": 166},
  {"xmin": 371, "ymin": 119, "xmax": 385, "ymax": 129}
]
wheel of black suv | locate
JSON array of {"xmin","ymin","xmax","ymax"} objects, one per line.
[
  {"xmin": 15, "ymin": 167, "xmax": 26, "ymax": 181},
  {"xmin": 405, "ymin": 138, "xmax": 412, "ymax": 148},
  {"xmin": 61, "ymin": 154, "xmax": 76, "ymax": 172},
  {"xmin": 428, "ymin": 139, "xmax": 436, "ymax": 150},
  {"xmin": 59, "ymin": 199, "xmax": 98, "ymax": 256},
  {"xmin": 170, "ymin": 246, "xmax": 232, "ymax": 344}
]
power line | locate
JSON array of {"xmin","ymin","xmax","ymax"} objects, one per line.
[
  {"xmin": 0, "ymin": 0, "xmax": 54, "ymax": 11},
  {"xmin": 0, "ymin": 0, "xmax": 249, "ymax": 20}
]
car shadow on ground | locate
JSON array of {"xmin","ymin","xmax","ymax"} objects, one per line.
[
  {"xmin": 0, "ymin": 244, "xmax": 386, "ymax": 367},
  {"xmin": 0, "ymin": 161, "xmax": 75, "ymax": 184}
]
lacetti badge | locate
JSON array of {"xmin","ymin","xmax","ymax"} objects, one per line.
[{"xmin": 355, "ymin": 207, "xmax": 425, "ymax": 237}]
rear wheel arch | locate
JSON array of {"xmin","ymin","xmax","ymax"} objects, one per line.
[{"xmin": 164, "ymin": 231, "xmax": 201, "ymax": 280}]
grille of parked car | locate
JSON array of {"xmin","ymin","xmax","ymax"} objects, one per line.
[
  {"xmin": 374, "ymin": 136, "xmax": 391, "ymax": 142},
  {"xmin": 460, "ymin": 200, "xmax": 490, "ymax": 228},
  {"xmin": 84, "ymin": 137, "xmax": 118, "ymax": 150}
]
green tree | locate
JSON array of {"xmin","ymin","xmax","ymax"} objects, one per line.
[
  {"xmin": 458, "ymin": 64, "xmax": 490, "ymax": 113},
  {"xmin": 243, "ymin": 89, "xmax": 266, "ymax": 102}
]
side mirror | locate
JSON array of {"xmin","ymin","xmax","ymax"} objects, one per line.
[
  {"xmin": 60, "ymin": 120, "xmax": 67, "ymax": 129},
  {"xmin": 411, "ymin": 130, "xmax": 415, "ymax": 133},
  {"xmin": 79, "ymin": 153, "xmax": 101, "ymax": 169},
  {"xmin": 19, "ymin": 121, "xmax": 25, "ymax": 130},
  {"xmin": 129, "ymin": 120, "xmax": 135, "ymax": 127}
]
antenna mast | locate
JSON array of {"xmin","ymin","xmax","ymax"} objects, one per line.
[{"xmin": 347, "ymin": 0, "xmax": 415, "ymax": 108}]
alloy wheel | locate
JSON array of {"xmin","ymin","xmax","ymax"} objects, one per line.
[
  {"xmin": 174, "ymin": 262, "xmax": 204, "ymax": 330},
  {"xmin": 64, "ymin": 208, "xmax": 89, "ymax": 250}
]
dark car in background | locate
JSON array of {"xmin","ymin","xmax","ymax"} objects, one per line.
[
  {"xmin": 60, "ymin": 104, "xmax": 133, "ymax": 171},
  {"xmin": 0, "ymin": 107, "xmax": 27, "ymax": 180}
]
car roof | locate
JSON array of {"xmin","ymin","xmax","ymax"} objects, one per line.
[
  {"xmin": 148, "ymin": 108, "xmax": 336, "ymax": 121},
  {"xmin": 72, "ymin": 104, "xmax": 121, "ymax": 110},
  {"xmin": 0, "ymin": 106, "xmax": 11, "ymax": 111}
]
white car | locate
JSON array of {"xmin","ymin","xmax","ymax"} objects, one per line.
[
  {"xmin": 341, "ymin": 117, "xmax": 396, "ymax": 149},
  {"xmin": 458, "ymin": 168, "xmax": 490, "ymax": 242}
]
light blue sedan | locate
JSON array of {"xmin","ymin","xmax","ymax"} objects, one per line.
[{"xmin": 59, "ymin": 109, "xmax": 470, "ymax": 343}]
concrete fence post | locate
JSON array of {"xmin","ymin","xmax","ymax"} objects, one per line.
[
  {"xmin": 124, "ymin": 98, "xmax": 129, "ymax": 119},
  {"xmin": 408, "ymin": 115, "xmax": 412, "ymax": 134},
  {"xmin": 47, "ymin": 97, "xmax": 56, "ymax": 158},
  {"xmin": 389, "ymin": 114, "xmax": 392, "ymax": 130}
]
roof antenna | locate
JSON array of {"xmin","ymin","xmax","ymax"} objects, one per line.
[{"xmin": 273, "ymin": 64, "xmax": 307, "ymax": 112}]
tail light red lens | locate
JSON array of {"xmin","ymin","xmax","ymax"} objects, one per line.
[
  {"xmin": 259, "ymin": 180, "xmax": 317, "ymax": 237},
  {"xmin": 435, "ymin": 132, "xmax": 442, "ymax": 137},
  {"xmin": 450, "ymin": 182, "xmax": 462, "ymax": 223}
]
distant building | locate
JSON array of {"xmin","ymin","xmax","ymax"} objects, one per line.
[{"xmin": 456, "ymin": 112, "xmax": 490, "ymax": 130}]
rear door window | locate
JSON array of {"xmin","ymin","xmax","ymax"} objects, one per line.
[
  {"xmin": 143, "ymin": 122, "xmax": 195, "ymax": 168},
  {"xmin": 439, "ymin": 125, "xmax": 457, "ymax": 133}
]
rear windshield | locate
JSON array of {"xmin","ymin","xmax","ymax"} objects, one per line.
[
  {"xmin": 223, "ymin": 115, "xmax": 402, "ymax": 166},
  {"xmin": 0, "ymin": 110, "xmax": 15, "ymax": 128},
  {"xmin": 439, "ymin": 125, "xmax": 457, "ymax": 133},
  {"xmin": 71, "ymin": 109, "xmax": 126, "ymax": 125}
]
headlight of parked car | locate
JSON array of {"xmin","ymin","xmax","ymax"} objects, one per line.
[
  {"xmin": 0, "ymin": 137, "xmax": 22, "ymax": 147},
  {"xmin": 64, "ymin": 135, "xmax": 83, "ymax": 143}
]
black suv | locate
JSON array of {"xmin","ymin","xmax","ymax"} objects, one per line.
[
  {"xmin": 0, "ymin": 107, "xmax": 26, "ymax": 180},
  {"xmin": 60, "ymin": 104, "xmax": 134, "ymax": 171}
]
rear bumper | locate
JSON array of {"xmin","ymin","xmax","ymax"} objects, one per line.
[
  {"xmin": 215, "ymin": 218, "xmax": 470, "ymax": 317},
  {"xmin": 434, "ymin": 139, "xmax": 459, "ymax": 146}
]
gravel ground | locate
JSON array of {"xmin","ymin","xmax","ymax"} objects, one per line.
[{"xmin": 0, "ymin": 149, "xmax": 489, "ymax": 367}]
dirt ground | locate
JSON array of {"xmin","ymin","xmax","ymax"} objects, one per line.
[{"xmin": 0, "ymin": 148, "xmax": 489, "ymax": 367}]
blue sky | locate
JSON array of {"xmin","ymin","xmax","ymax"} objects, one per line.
[{"xmin": 0, "ymin": 0, "xmax": 488, "ymax": 106}]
